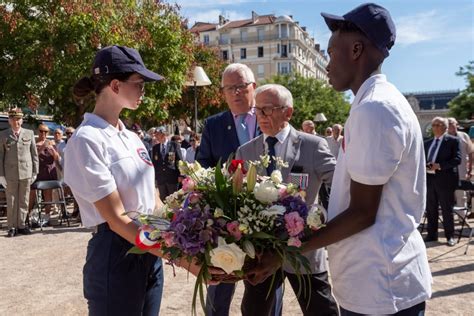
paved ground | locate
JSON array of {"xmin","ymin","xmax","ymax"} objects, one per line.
[{"xmin": 0, "ymin": 216, "xmax": 473, "ymax": 315}]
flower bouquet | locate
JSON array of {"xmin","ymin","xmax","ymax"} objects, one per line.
[{"xmin": 128, "ymin": 156, "xmax": 325, "ymax": 314}]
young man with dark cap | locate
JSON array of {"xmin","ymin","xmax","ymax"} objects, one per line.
[
  {"xmin": 0, "ymin": 108, "xmax": 39, "ymax": 237},
  {"xmin": 244, "ymin": 3, "xmax": 432, "ymax": 315}
]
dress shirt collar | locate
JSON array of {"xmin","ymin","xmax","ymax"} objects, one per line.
[{"xmin": 263, "ymin": 124, "xmax": 291, "ymax": 144}]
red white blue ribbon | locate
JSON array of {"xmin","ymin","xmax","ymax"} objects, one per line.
[{"xmin": 135, "ymin": 225, "xmax": 161, "ymax": 250}]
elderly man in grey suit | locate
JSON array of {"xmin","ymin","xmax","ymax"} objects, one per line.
[
  {"xmin": 0, "ymin": 108, "xmax": 39, "ymax": 237},
  {"xmin": 236, "ymin": 84, "xmax": 338, "ymax": 316}
]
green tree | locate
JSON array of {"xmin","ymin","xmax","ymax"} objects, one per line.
[
  {"xmin": 264, "ymin": 74, "xmax": 350, "ymax": 132},
  {"xmin": 0, "ymin": 0, "xmax": 195, "ymax": 126},
  {"xmin": 168, "ymin": 44, "xmax": 227, "ymax": 128},
  {"xmin": 449, "ymin": 61, "xmax": 474, "ymax": 120}
]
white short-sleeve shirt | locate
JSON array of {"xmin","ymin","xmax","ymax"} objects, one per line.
[
  {"xmin": 64, "ymin": 113, "xmax": 155, "ymax": 227},
  {"xmin": 327, "ymin": 74, "xmax": 432, "ymax": 314}
]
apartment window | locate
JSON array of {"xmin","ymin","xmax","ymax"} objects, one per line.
[
  {"xmin": 241, "ymin": 30, "xmax": 248, "ymax": 42},
  {"xmin": 258, "ymin": 65, "xmax": 264, "ymax": 77},
  {"xmin": 281, "ymin": 24, "xmax": 288, "ymax": 38},
  {"xmin": 288, "ymin": 43, "xmax": 292, "ymax": 54},
  {"xmin": 203, "ymin": 35, "xmax": 209, "ymax": 45},
  {"xmin": 281, "ymin": 44, "xmax": 288, "ymax": 58},
  {"xmin": 222, "ymin": 50, "xmax": 228, "ymax": 61},
  {"xmin": 277, "ymin": 44, "xmax": 280, "ymax": 53},
  {"xmin": 220, "ymin": 33, "xmax": 229, "ymax": 44},
  {"xmin": 240, "ymin": 48, "xmax": 247, "ymax": 59},
  {"xmin": 258, "ymin": 46, "xmax": 264, "ymax": 58},
  {"xmin": 280, "ymin": 62, "xmax": 289, "ymax": 74},
  {"xmin": 257, "ymin": 28, "xmax": 265, "ymax": 41}
]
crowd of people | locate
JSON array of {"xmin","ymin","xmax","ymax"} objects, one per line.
[{"xmin": 1, "ymin": 2, "xmax": 473, "ymax": 316}]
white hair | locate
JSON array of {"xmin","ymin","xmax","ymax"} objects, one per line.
[
  {"xmin": 447, "ymin": 117, "xmax": 457, "ymax": 125},
  {"xmin": 221, "ymin": 63, "xmax": 255, "ymax": 87},
  {"xmin": 332, "ymin": 124, "xmax": 343, "ymax": 130},
  {"xmin": 254, "ymin": 84, "xmax": 293, "ymax": 108},
  {"xmin": 432, "ymin": 116, "xmax": 448, "ymax": 128}
]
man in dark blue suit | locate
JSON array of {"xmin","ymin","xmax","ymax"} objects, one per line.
[
  {"xmin": 197, "ymin": 63, "xmax": 260, "ymax": 315},
  {"xmin": 424, "ymin": 117, "xmax": 461, "ymax": 246}
]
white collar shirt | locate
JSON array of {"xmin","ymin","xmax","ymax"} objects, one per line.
[
  {"xmin": 263, "ymin": 124, "xmax": 291, "ymax": 158},
  {"xmin": 327, "ymin": 74, "xmax": 432, "ymax": 314},
  {"xmin": 64, "ymin": 113, "xmax": 155, "ymax": 227},
  {"xmin": 427, "ymin": 133, "xmax": 445, "ymax": 163}
]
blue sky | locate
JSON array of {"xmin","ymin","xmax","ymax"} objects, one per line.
[{"xmin": 171, "ymin": 0, "xmax": 473, "ymax": 95}]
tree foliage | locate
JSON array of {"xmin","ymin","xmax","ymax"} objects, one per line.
[
  {"xmin": 264, "ymin": 74, "xmax": 350, "ymax": 132},
  {"xmin": 449, "ymin": 61, "xmax": 474, "ymax": 120},
  {"xmin": 0, "ymin": 0, "xmax": 195, "ymax": 126}
]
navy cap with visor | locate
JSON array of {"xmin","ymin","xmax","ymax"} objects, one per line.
[
  {"xmin": 92, "ymin": 45, "xmax": 164, "ymax": 82},
  {"xmin": 321, "ymin": 3, "xmax": 396, "ymax": 57}
]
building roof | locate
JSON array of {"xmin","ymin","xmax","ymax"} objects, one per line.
[
  {"xmin": 190, "ymin": 14, "xmax": 276, "ymax": 33},
  {"xmin": 404, "ymin": 90, "xmax": 460, "ymax": 110},
  {"xmin": 190, "ymin": 22, "xmax": 217, "ymax": 33}
]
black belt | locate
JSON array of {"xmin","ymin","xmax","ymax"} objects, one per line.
[{"xmin": 93, "ymin": 222, "xmax": 111, "ymax": 234}]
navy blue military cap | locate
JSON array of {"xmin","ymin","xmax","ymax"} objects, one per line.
[
  {"xmin": 92, "ymin": 45, "xmax": 164, "ymax": 82},
  {"xmin": 321, "ymin": 3, "xmax": 396, "ymax": 57}
]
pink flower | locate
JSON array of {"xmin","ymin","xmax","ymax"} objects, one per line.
[
  {"xmin": 188, "ymin": 192, "xmax": 202, "ymax": 204},
  {"xmin": 287, "ymin": 237, "xmax": 302, "ymax": 248},
  {"xmin": 161, "ymin": 231, "xmax": 175, "ymax": 247},
  {"xmin": 226, "ymin": 221, "xmax": 242, "ymax": 241},
  {"xmin": 278, "ymin": 187, "xmax": 288, "ymax": 199},
  {"xmin": 182, "ymin": 177, "xmax": 195, "ymax": 192},
  {"xmin": 284, "ymin": 211, "xmax": 305, "ymax": 237}
]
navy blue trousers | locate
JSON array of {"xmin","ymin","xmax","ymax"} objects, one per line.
[{"xmin": 84, "ymin": 227, "xmax": 163, "ymax": 316}]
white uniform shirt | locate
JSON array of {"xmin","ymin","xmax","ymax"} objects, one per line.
[
  {"xmin": 64, "ymin": 113, "xmax": 155, "ymax": 227},
  {"xmin": 327, "ymin": 74, "xmax": 432, "ymax": 314}
]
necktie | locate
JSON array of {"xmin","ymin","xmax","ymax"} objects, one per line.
[
  {"xmin": 236, "ymin": 114, "xmax": 250, "ymax": 145},
  {"xmin": 161, "ymin": 143, "xmax": 166, "ymax": 159},
  {"xmin": 427, "ymin": 138, "xmax": 439, "ymax": 162},
  {"xmin": 266, "ymin": 136, "xmax": 278, "ymax": 175}
]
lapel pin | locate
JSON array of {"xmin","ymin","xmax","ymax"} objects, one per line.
[{"xmin": 227, "ymin": 125, "xmax": 231, "ymax": 130}]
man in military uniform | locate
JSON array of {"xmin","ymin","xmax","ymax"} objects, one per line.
[{"xmin": 0, "ymin": 108, "xmax": 39, "ymax": 237}]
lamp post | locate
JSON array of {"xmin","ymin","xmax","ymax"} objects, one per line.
[
  {"xmin": 313, "ymin": 113, "xmax": 327, "ymax": 135},
  {"xmin": 185, "ymin": 66, "xmax": 211, "ymax": 132}
]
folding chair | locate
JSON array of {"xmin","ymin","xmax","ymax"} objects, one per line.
[
  {"xmin": 0, "ymin": 184, "xmax": 7, "ymax": 228},
  {"xmin": 455, "ymin": 180, "xmax": 474, "ymax": 254},
  {"xmin": 31, "ymin": 180, "xmax": 69, "ymax": 230}
]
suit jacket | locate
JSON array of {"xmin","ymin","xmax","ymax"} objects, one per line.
[
  {"xmin": 236, "ymin": 125, "xmax": 336, "ymax": 273},
  {"xmin": 152, "ymin": 141, "xmax": 183, "ymax": 185},
  {"xmin": 0, "ymin": 128, "xmax": 39, "ymax": 181},
  {"xmin": 197, "ymin": 110, "xmax": 259, "ymax": 168},
  {"xmin": 424, "ymin": 134, "xmax": 461, "ymax": 190}
]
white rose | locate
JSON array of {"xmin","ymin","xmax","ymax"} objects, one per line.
[
  {"xmin": 307, "ymin": 210, "xmax": 323, "ymax": 229},
  {"xmin": 253, "ymin": 181, "xmax": 279, "ymax": 204},
  {"xmin": 270, "ymin": 170, "xmax": 283, "ymax": 184},
  {"xmin": 260, "ymin": 205, "xmax": 286, "ymax": 217},
  {"xmin": 210, "ymin": 237, "xmax": 247, "ymax": 274}
]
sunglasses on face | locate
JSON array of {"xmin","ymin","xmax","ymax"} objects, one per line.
[{"xmin": 66, "ymin": 132, "xmax": 73, "ymax": 135}]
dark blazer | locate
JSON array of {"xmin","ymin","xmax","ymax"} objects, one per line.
[
  {"xmin": 424, "ymin": 134, "xmax": 461, "ymax": 189},
  {"xmin": 197, "ymin": 110, "xmax": 259, "ymax": 168},
  {"xmin": 151, "ymin": 141, "xmax": 182, "ymax": 185}
]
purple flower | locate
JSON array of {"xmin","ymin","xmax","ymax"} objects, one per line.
[{"xmin": 168, "ymin": 207, "xmax": 225, "ymax": 256}]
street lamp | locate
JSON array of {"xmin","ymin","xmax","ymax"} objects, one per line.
[
  {"xmin": 185, "ymin": 66, "xmax": 211, "ymax": 132},
  {"xmin": 314, "ymin": 113, "xmax": 327, "ymax": 123}
]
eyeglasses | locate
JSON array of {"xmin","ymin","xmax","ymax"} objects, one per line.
[
  {"xmin": 66, "ymin": 132, "xmax": 73, "ymax": 135},
  {"xmin": 431, "ymin": 123, "xmax": 444, "ymax": 127},
  {"xmin": 54, "ymin": 132, "xmax": 61, "ymax": 135},
  {"xmin": 221, "ymin": 82, "xmax": 253, "ymax": 94},
  {"xmin": 123, "ymin": 80, "xmax": 145, "ymax": 93},
  {"xmin": 39, "ymin": 130, "xmax": 49, "ymax": 134},
  {"xmin": 253, "ymin": 105, "xmax": 287, "ymax": 116}
]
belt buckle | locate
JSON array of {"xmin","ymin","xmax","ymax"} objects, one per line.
[{"xmin": 92, "ymin": 225, "xmax": 99, "ymax": 234}]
